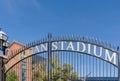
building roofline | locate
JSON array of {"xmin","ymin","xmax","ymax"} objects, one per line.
[{"xmin": 8, "ymin": 41, "xmax": 25, "ymax": 48}]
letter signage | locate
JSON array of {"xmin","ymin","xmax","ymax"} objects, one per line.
[{"xmin": 32, "ymin": 41, "xmax": 117, "ymax": 65}]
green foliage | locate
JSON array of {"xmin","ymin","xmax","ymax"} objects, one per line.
[
  {"xmin": 6, "ymin": 70, "xmax": 19, "ymax": 81},
  {"xmin": 71, "ymin": 72, "xmax": 79, "ymax": 80},
  {"xmin": 33, "ymin": 54, "xmax": 80, "ymax": 81},
  {"xmin": 33, "ymin": 62, "xmax": 48, "ymax": 81}
]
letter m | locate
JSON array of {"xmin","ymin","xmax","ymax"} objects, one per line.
[{"xmin": 105, "ymin": 49, "xmax": 116, "ymax": 65}]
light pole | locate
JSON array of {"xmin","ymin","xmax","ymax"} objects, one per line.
[{"xmin": 0, "ymin": 28, "xmax": 9, "ymax": 81}]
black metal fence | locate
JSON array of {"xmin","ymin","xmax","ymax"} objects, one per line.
[{"xmin": 4, "ymin": 34, "xmax": 120, "ymax": 81}]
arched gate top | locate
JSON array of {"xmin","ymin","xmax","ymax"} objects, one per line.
[{"xmin": 6, "ymin": 34, "xmax": 120, "ymax": 67}]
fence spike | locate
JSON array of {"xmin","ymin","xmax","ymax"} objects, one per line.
[
  {"xmin": 71, "ymin": 34, "xmax": 74, "ymax": 40},
  {"xmin": 62, "ymin": 35, "xmax": 64, "ymax": 40},
  {"xmin": 25, "ymin": 44, "xmax": 28, "ymax": 48},
  {"xmin": 106, "ymin": 41, "xmax": 108, "ymax": 48},
  {"xmin": 114, "ymin": 44, "xmax": 117, "ymax": 51},
  {"xmin": 83, "ymin": 36, "xmax": 85, "ymax": 41},
  {"xmin": 39, "ymin": 39, "xmax": 41, "ymax": 44},
  {"xmin": 22, "ymin": 46, "xmax": 25, "ymax": 51},
  {"xmin": 17, "ymin": 49, "xmax": 20, "ymax": 53},
  {"xmin": 95, "ymin": 38, "xmax": 98, "ymax": 44},
  {"xmin": 28, "ymin": 43, "xmax": 30, "ymax": 48},
  {"xmin": 60, "ymin": 35, "xmax": 63, "ymax": 40},
  {"xmin": 68, "ymin": 35, "xmax": 70, "ymax": 40},
  {"xmin": 109, "ymin": 43, "xmax": 112, "ymax": 49},
  {"xmin": 117, "ymin": 46, "xmax": 119, "ymax": 51},
  {"xmin": 37, "ymin": 40, "xmax": 39, "ymax": 45},
  {"xmin": 79, "ymin": 36, "xmax": 82, "ymax": 41},
  {"xmin": 76, "ymin": 35, "xmax": 78, "ymax": 40},
  {"xmin": 86, "ymin": 36, "xmax": 88, "ymax": 42},
  {"xmin": 98, "ymin": 39, "xmax": 101, "ymax": 45},
  {"xmin": 97, "ymin": 39, "xmax": 100, "ymax": 44},
  {"xmin": 65, "ymin": 35, "xmax": 68, "ymax": 40},
  {"xmin": 113, "ymin": 44, "xmax": 115, "ymax": 50},
  {"xmin": 92, "ymin": 37, "xmax": 94, "ymax": 43},
  {"xmin": 29, "ymin": 42, "xmax": 32, "ymax": 46},
  {"xmin": 31, "ymin": 42, "xmax": 34, "ymax": 46},
  {"xmin": 102, "ymin": 40, "xmax": 104, "ymax": 46}
]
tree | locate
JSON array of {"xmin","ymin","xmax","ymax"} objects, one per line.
[
  {"xmin": 52, "ymin": 54, "xmax": 80, "ymax": 81},
  {"xmin": 6, "ymin": 70, "xmax": 19, "ymax": 81},
  {"xmin": 33, "ymin": 62, "xmax": 48, "ymax": 81},
  {"xmin": 33, "ymin": 54, "xmax": 80, "ymax": 81},
  {"xmin": 71, "ymin": 72, "xmax": 79, "ymax": 80}
]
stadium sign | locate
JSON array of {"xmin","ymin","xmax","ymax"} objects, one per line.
[{"xmin": 33, "ymin": 41, "xmax": 117, "ymax": 65}]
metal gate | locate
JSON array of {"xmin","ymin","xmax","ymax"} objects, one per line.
[{"xmin": 5, "ymin": 34, "xmax": 120, "ymax": 81}]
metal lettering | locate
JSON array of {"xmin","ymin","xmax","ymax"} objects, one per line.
[
  {"xmin": 52, "ymin": 42, "xmax": 58, "ymax": 50},
  {"xmin": 66, "ymin": 42, "xmax": 74, "ymax": 50},
  {"xmin": 61, "ymin": 41, "xmax": 66, "ymax": 50},
  {"xmin": 94, "ymin": 45, "xmax": 102, "ymax": 57},
  {"xmin": 33, "ymin": 46, "xmax": 40, "ymax": 54},
  {"xmin": 105, "ymin": 49, "xmax": 116, "ymax": 65},
  {"xmin": 88, "ymin": 44, "xmax": 91, "ymax": 54},
  {"xmin": 79, "ymin": 42, "xmax": 86, "ymax": 52},
  {"xmin": 41, "ymin": 43, "xmax": 47, "ymax": 51},
  {"xmin": 77, "ymin": 42, "xmax": 80, "ymax": 51}
]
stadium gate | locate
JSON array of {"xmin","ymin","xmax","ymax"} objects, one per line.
[{"xmin": 4, "ymin": 34, "xmax": 120, "ymax": 81}]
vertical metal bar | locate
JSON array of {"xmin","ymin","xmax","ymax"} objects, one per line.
[
  {"xmin": 62, "ymin": 51, "xmax": 63, "ymax": 80},
  {"xmin": 93, "ymin": 57, "xmax": 94, "ymax": 77},
  {"xmin": 82, "ymin": 54, "xmax": 83, "ymax": 78},
  {"xmin": 48, "ymin": 33, "xmax": 52, "ymax": 81},
  {"xmin": 80, "ymin": 53, "xmax": 81, "ymax": 79},
  {"xmin": 45, "ymin": 53, "xmax": 47, "ymax": 80},
  {"xmin": 114, "ymin": 65, "xmax": 115, "ymax": 81},
  {"xmin": 110, "ymin": 63, "xmax": 111, "ymax": 80},
  {"xmin": 89, "ymin": 56, "xmax": 91, "ymax": 77},
  {"xmin": 33, "ymin": 55, "xmax": 35, "ymax": 81},
  {"xmin": 86, "ymin": 55, "xmax": 88, "ymax": 79},
  {"xmin": 0, "ymin": 58, "xmax": 2, "ymax": 81},
  {"xmin": 99, "ymin": 59, "xmax": 101, "ymax": 80},
  {"xmin": 1, "ymin": 58, "xmax": 4, "ymax": 81},
  {"xmin": 85, "ymin": 55, "xmax": 87, "ymax": 78},
  {"xmin": 96, "ymin": 58, "xmax": 97, "ymax": 77},
  {"xmin": 103, "ymin": 60, "xmax": 104, "ymax": 78},
  {"xmin": 106, "ymin": 62, "xmax": 107, "ymax": 81},
  {"xmin": 83, "ymin": 54, "xmax": 84, "ymax": 78},
  {"xmin": 77, "ymin": 53, "xmax": 78, "ymax": 80},
  {"xmin": 2, "ymin": 48, "xmax": 5, "ymax": 81},
  {"xmin": 68, "ymin": 52, "xmax": 70, "ymax": 80},
  {"xmin": 118, "ymin": 52, "xmax": 120, "ymax": 81}
]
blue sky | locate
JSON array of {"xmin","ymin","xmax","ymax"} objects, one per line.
[{"xmin": 0, "ymin": 0, "xmax": 120, "ymax": 45}]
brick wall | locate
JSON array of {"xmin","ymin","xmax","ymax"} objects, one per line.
[{"xmin": 6, "ymin": 41, "xmax": 32, "ymax": 81}]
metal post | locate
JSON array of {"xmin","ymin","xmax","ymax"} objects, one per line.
[
  {"xmin": 3, "ymin": 49, "xmax": 6, "ymax": 81},
  {"xmin": 0, "ymin": 58, "xmax": 2, "ymax": 81},
  {"xmin": 118, "ymin": 52, "xmax": 120, "ymax": 81},
  {"xmin": 0, "ymin": 29, "xmax": 9, "ymax": 81},
  {"xmin": 48, "ymin": 33, "xmax": 52, "ymax": 81},
  {"xmin": 1, "ymin": 48, "xmax": 6, "ymax": 81},
  {"xmin": 2, "ymin": 58, "xmax": 4, "ymax": 81}
]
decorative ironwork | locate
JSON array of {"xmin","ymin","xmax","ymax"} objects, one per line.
[{"xmin": 4, "ymin": 34, "xmax": 120, "ymax": 81}]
